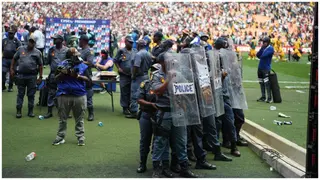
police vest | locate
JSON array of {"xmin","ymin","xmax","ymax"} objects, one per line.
[{"xmin": 3, "ymin": 38, "xmax": 20, "ymax": 59}]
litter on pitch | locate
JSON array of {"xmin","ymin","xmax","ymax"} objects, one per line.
[
  {"xmin": 278, "ymin": 113, "xmax": 290, "ymax": 118},
  {"xmin": 270, "ymin": 106, "xmax": 277, "ymax": 111}
]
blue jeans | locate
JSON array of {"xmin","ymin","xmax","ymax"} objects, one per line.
[
  {"xmin": 152, "ymin": 112, "xmax": 188, "ymax": 164},
  {"xmin": 130, "ymin": 75, "xmax": 148, "ymax": 113},
  {"xmin": 217, "ymin": 102, "xmax": 237, "ymax": 142},
  {"xmin": 139, "ymin": 112, "xmax": 153, "ymax": 160}
]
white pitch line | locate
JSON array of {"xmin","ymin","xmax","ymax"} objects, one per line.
[{"xmin": 243, "ymin": 80, "xmax": 309, "ymax": 84}]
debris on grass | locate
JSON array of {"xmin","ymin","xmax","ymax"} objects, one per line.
[
  {"xmin": 278, "ymin": 113, "xmax": 290, "ymax": 118},
  {"xmin": 273, "ymin": 120, "xmax": 282, "ymax": 125},
  {"xmin": 270, "ymin": 106, "xmax": 277, "ymax": 111},
  {"xmin": 283, "ymin": 121, "xmax": 293, "ymax": 125}
]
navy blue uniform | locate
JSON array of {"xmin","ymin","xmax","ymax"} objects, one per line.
[
  {"xmin": 2, "ymin": 37, "xmax": 21, "ymax": 90},
  {"xmin": 13, "ymin": 46, "xmax": 42, "ymax": 109},
  {"xmin": 130, "ymin": 49, "xmax": 153, "ymax": 113},
  {"xmin": 114, "ymin": 47, "xmax": 137, "ymax": 111},
  {"xmin": 47, "ymin": 46, "xmax": 68, "ymax": 107}
]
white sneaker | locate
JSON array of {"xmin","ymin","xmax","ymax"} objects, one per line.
[{"xmin": 52, "ymin": 139, "xmax": 65, "ymax": 146}]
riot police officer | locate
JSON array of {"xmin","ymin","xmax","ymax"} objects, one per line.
[
  {"xmin": 114, "ymin": 35, "xmax": 137, "ymax": 115},
  {"xmin": 10, "ymin": 36, "xmax": 43, "ymax": 118},
  {"xmin": 126, "ymin": 39, "xmax": 153, "ymax": 118},
  {"xmin": 44, "ymin": 34, "xmax": 68, "ymax": 119},
  {"xmin": 214, "ymin": 37, "xmax": 241, "ymax": 157},
  {"xmin": 52, "ymin": 48, "xmax": 92, "ymax": 146},
  {"xmin": 136, "ymin": 63, "xmax": 161, "ymax": 173},
  {"xmin": 3, "ymin": 27, "xmax": 21, "ymax": 92},
  {"xmin": 151, "ymin": 41, "xmax": 198, "ymax": 178},
  {"xmin": 79, "ymin": 35, "xmax": 95, "ymax": 121}
]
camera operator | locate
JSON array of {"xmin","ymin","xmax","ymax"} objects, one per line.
[
  {"xmin": 52, "ymin": 48, "xmax": 92, "ymax": 146},
  {"xmin": 10, "ymin": 36, "xmax": 43, "ymax": 118}
]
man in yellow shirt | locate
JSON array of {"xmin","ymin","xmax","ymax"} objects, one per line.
[
  {"xmin": 274, "ymin": 36, "xmax": 286, "ymax": 62},
  {"xmin": 248, "ymin": 37, "xmax": 257, "ymax": 60}
]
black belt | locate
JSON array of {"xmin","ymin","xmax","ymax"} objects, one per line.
[{"xmin": 158, "ymin": 106, "xmax": 171, "ymax": 112}]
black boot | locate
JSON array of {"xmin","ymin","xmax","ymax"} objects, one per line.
[
  {"xmin": 195, "ymin": 158, "xmax": 216, "ymax": 170},
  {"xmin": 180, "ymin": 161, "xmax": 199, "ymax": 178},
  {"xmin": 16, "ymin": 107, "xmax": 22, "ymax": 118},
  {"xmin": 237, "ymin": 136, "xmax": 249, "ymax": 146},
  {"xmin": 152, "ymin": 161, "xmax": 162, "ymax": 178},
  {"xmin": 230, "ymin": 142, "xmax": 241, "ymax": 157},
  {"xmin": 137, "ymin": 157, "xmax": 147, "ymax": 173},
  {"xmin": 28, "ymin": 107, "xmax": 35, "ymax": 117},
  {"xmin": 187, "ymin": 151, "xmax": 197, "ymax": 162},
  {"xmin": 222, "ymin": 141, "xmax": 232, "ymax": 149},
  {"xmin": 213, "ymin": 145, "xmax": 232, "ymax": 161},
  {"xmin": 44, "ymin": 106, "xmax": 53, "ymax": 119},
  {"xmin": 162, "ymin": 160, "xmax": 174, "ymax": 178},
  {"xmin": 88, "ymin": 107, "xmax": 94, "ymax": 121},
  {"xmin": 170, "ymin": 154, "xmax": 181, "ymax": 173}
]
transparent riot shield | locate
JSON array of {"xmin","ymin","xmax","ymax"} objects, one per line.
[
  {"xmin": 164, "ymin": 52, "xmax": 201, "ymax": 126},
  {"xmin": 207, "ymin": 49, "xmax": 225, "ymax": 117},
  {"xmin": 220, "ymin": 49, "xmax": 248, "ymax": 110},
  {"xmin": 189, "ymin": 47, "xmax": 215, "ymax": 118}
]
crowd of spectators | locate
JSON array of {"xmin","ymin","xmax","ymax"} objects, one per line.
[{"xmin": 2, "ymin": 2, "xmax": 315, "ymax": 47}]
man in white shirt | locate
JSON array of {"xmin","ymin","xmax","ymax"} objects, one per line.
[{"xmin": 30, "ymin": 26, "xmax": 45, "ymax": 56}]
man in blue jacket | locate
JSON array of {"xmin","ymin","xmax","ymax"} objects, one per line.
[{"xmin": 256, "ymin": 37, "xmax": 274, "ymax": 103}]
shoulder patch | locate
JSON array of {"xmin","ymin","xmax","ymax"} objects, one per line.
[
  {"xmin": 140, "ymin": 82, "xmax": 145, "ymax": 88},
  {"xmin": 160, "ymin": 77, "xmax": 165, "ymax": 84},
  {"xmin": 90, "ymin": 50, "xmax": 94, "ymax": 55}
]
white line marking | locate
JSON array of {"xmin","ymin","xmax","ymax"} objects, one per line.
[
  {"xmin": 285, "ymin": 86, "xmax": 309, "ymax": 89},
  {"xmin": 243, "ymin": 80, "xmax": 309, "ymax": 84}
]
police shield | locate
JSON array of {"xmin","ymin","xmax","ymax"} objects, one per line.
[
  {"xmin": 207, "ymin": 49, "xmax": 225, "ymax": 117},
  {"xmin": 220, "ymin": 48, "xmax": 248, "ymax": 110},
  {"xmin": 164, "ymin": 52, "xmax": 201, "ymax": 127},
  {"xmin": 189, "ymin": 47, "xmax": 215, "ymax": 118}
]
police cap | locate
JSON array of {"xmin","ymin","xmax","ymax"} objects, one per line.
[
  {"xmin": 52, "ymin": 34, "xmax": 64, "ymax": 40},
  {"xmin": 125, "ymin": 35, "xmax": 134, "ymax": 43},
  {"xmin": 79, "ymin": 35, "xmax": 89, "ymax": 41}
]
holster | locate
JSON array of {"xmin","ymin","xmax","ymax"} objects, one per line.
[
  {"xmin": 137, "ymin": 110, "xmax": 142, "ymax": 120},
  {"xmin": 151, "ymin": 110, "xmax": 170, "ymax": 137}
]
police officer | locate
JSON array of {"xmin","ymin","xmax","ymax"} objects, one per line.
[
  {"xmin": 214, "ymin": 38, "xmax": 241, "ymax": 157},
  {"xmin": 44, "ymin": 34, "xmax": 68, "ymax": 119},
  {"xmin": 136, "ymin": 63, "xmax": 161, "ymax": 173},
  {"xmin": 114, "ymin": 35, "xmax": 137, "ymax": 115},
  {"xmin": 10, "ymin": 36, "xmax": 43, "ymax": 118},
  {"xmin": 126, "ymin": 39, "xmax": 153, "ymax": 118},
  {"xmin": 3, "ymin": 27, "xmax": 21, "ymax": 92},
  {"xmin": 151, "ymin": 42, "xmax": 198, "ymax": 178},
  {"xmin": 79, "ymin": 35, "xmax": 95, "ymax": 121},
  {"xmin": 52, "ymin": 48, "xmax": 92, "ymax": 146}
]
